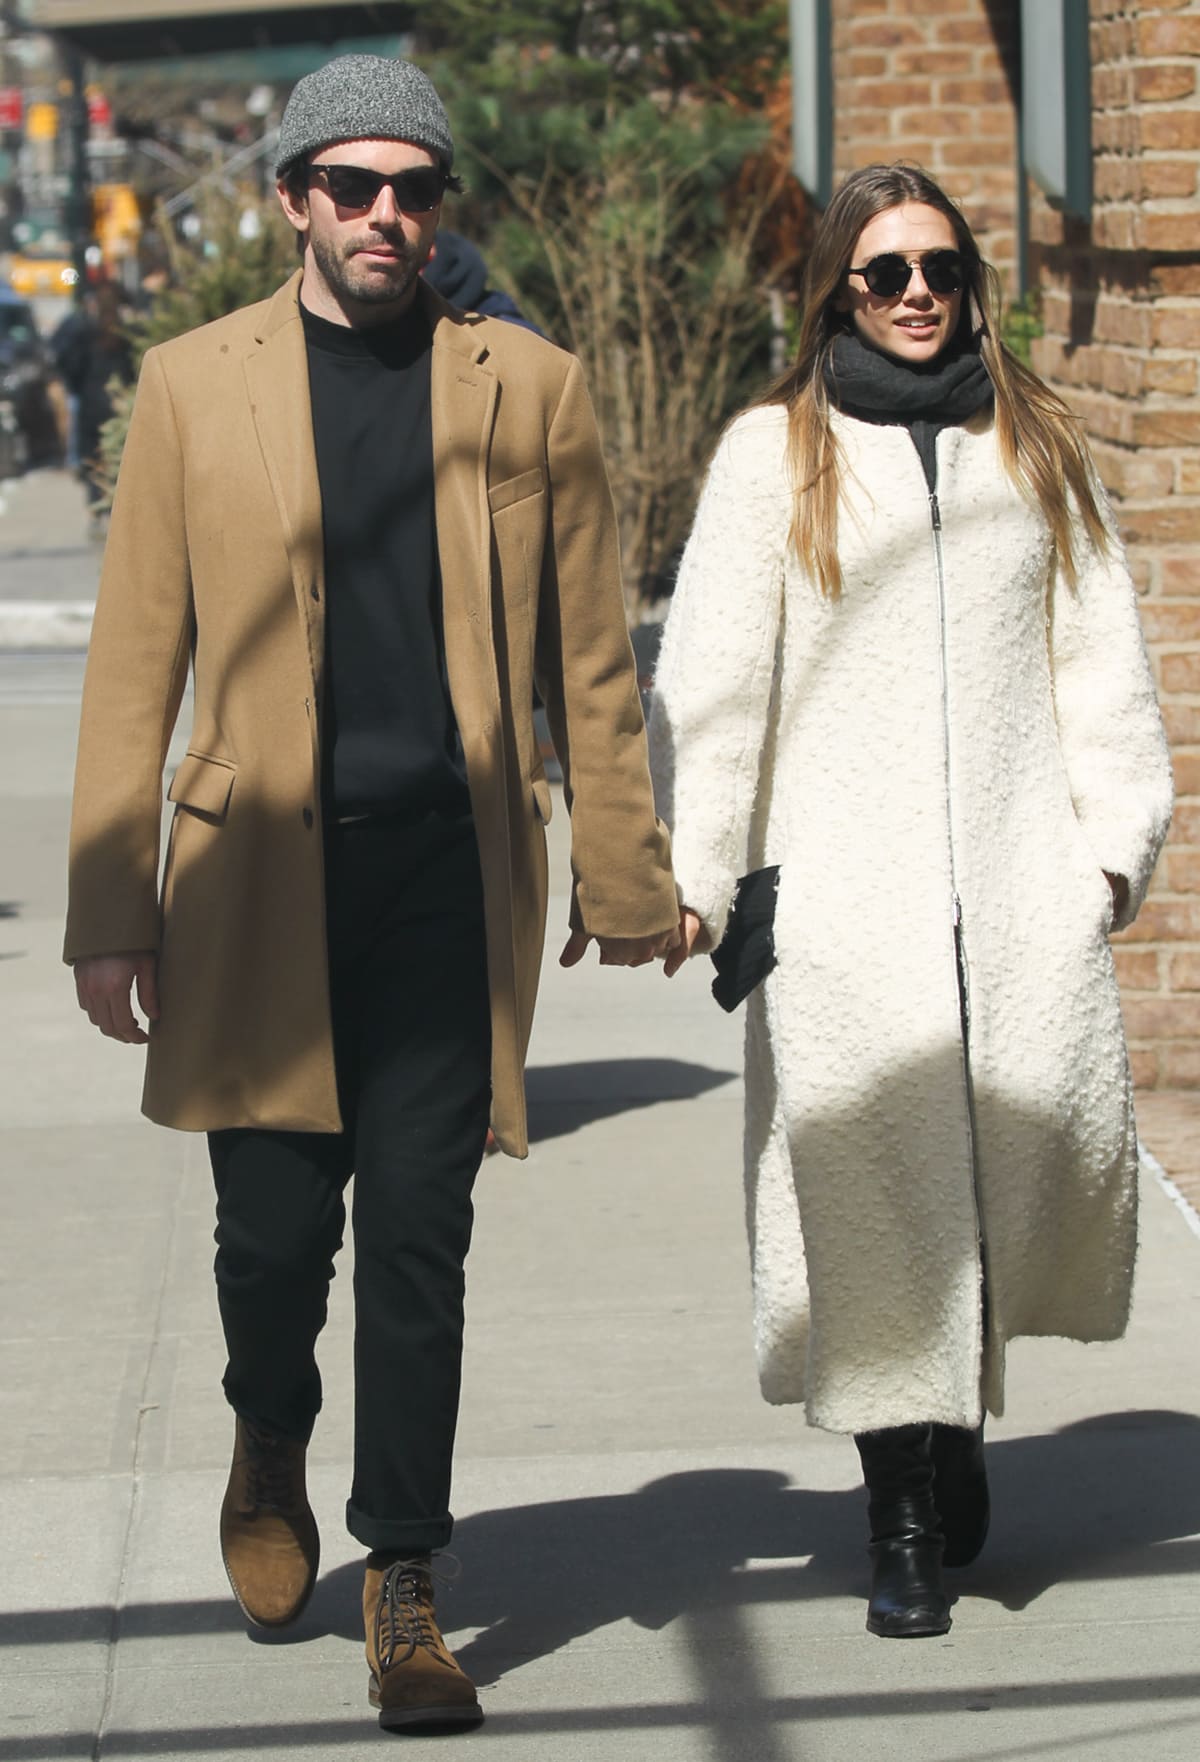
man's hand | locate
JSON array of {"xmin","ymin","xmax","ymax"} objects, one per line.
[
  {"xmin": 74, "ymin": 951, "xmax": 160, "ymax": 1044},
  {"xmin": 559, "ymin": 926, "xmax": 681, "ymax": 969},
  {"xmin": 663, "ymin": 908, "xmax": 712, "ymax": 978}
]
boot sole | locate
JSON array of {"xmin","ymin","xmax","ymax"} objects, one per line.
[
  {"xmin": 867, "ymin": 1610, "xmax": 952, "ymax": 1639},
  {"xmin": 375, "ymin": 1703, "xmax": 484, "ymax": 1732}
]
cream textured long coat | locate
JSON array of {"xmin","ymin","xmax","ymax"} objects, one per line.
[
  {"xmin": 65, "ymin": 274, "xmax": 677, "ymax": 1154},
  {"xmin": 649, "ymin": 404, "xmax": 1173, "ymax": 1433}
]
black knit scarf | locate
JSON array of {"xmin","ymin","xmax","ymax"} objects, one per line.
[{"xmin": 823, "ymin": 330, "xmax": 994, "ymax": 491}]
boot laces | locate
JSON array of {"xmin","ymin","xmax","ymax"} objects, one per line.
[
  {"xmin": 242, "ymin": 1422, "xmax": 298, "ymax": 1513},
  {"xmin": 376, "ymin": 1554, "xmax": 459, "ymax": 1673}
]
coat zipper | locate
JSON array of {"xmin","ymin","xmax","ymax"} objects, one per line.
[{"xmin": 929, "ymin": 490, "xmax": 989, "ymax": 1330}]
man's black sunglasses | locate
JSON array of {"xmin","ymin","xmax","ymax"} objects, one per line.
[
  {"xmin": 847, "ymin": 250, "xmax": 965, "ymax": 299},
  {"xmin": 306, "ymin": 163, "xmax": 448, "ymax": 214}
]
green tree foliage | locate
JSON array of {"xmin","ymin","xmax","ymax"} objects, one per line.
[
  {"xmin": 420, "ymin": 7, "xmax": 791, "ymax": 601},
  {"xmin": 410, "ymin": 0, "xmax": 786, "ymax": 106}
]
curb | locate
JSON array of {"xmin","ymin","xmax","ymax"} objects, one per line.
[
  {"xmin": 0, "ymin": 601, "xmax": 94, "ymax": 650},
  {"xmin": 1142, "ymin": 1144, "xmax": 1200, "ymax": 1242}
]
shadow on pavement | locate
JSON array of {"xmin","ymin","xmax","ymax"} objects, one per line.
[
  {"xmin": 525, "ymin": 1057, "xmax": 737, "ymax": 1144},
  {"xmin": 3, "ymin": 1416, "xmax": 1199, "ymax": 1756}
]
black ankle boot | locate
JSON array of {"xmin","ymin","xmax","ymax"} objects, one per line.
[
  {"xmin": 931, "ymin": 1421, "xmax": 989, "ymax": 1568},
  {"xmin": 855, "ymin": 1425, "xmax": 951, "ymax": 1638}
]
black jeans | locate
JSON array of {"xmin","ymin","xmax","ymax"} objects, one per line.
[{"xmin": 208, "ymin": 812, "xmax": 491, "ymax": 1554}]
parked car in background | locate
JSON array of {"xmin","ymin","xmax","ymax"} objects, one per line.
[
  {"xmin": 8, "ymin": 249, "xmax": 78, "ymax": 301},
  {"xmin": 0, "ymin": 289, "xmax": 62, "ymax": 476}
]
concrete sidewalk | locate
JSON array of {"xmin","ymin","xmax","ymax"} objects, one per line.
[{"xmin": 2, "ymin": 660, "xmax": 1200, "ymax": 1748}]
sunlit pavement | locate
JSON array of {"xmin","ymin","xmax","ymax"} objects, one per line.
[{"xmin": 2, "ymin": 487, "xmax": 1199, "ymax": 1759}]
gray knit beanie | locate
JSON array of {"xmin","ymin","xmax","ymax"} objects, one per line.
[{"xmin": 275, "ymin": 54, "xmax": 454, "ymax": 177}]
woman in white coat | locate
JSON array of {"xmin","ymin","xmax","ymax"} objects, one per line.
[{"xmin": 649, "ymin": 165, "xmax": 1173, "ymax": 1638}]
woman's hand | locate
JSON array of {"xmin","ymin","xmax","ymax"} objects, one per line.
[{"xmin": 663, "ymin": 908, "xmax": 712, "ymax": 977}]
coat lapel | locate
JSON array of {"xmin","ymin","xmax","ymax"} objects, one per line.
[
  {"xmin": 243, "ymin": 271, "xmax": 326, "ymax": 684},
  {"xmin": 426, "ymin": 284, "xmax": 501, "ymax": 757}
]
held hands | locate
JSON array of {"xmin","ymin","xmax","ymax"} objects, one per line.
[
  {"xmin": 663, "ymin": 908, "xmax": 711, "ymax": 977},
  {"xmin": 558, "ymin": 906, "xmax": 711, "ymax": 974},
  {"xmin": 74, "ymin": 951, "xmax": 159, "ymax": 1044},
  {"xmin": 559, "ymin": 926, "xmax": 680, "ymax": 969}
]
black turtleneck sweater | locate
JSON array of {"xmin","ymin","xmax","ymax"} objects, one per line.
[{"xmin": 301, "ymin": 300, "xmax": 470, "ymax": 822}]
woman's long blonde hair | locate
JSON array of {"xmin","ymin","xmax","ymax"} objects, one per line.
[{"xmin": 762, "ymin": 164, "xmax": 1108, "ymax": 596}]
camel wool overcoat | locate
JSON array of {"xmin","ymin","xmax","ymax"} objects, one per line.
[
  {"xmin": 649, "ymin": 404, "xmax": 1173, "ymax": 1434},
  {"xmin": 65, "ymin": 274, "xmax": 677, "ymax": 1154}
]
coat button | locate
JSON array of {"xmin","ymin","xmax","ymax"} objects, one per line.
[
  {"xmin": 302, "ymin": 807, "xmax": 314, "ymax": 828},
  {"xmin": 310, "ymin": 584, "xmax": 320, "ymax": 601}
]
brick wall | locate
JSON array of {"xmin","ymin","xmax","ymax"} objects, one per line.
[
  {"xmin": 1028, "ymin": 0, "xmax": 1200, "ymax": 1089},
  {"xmin": 830, "ymin": 0, "xmax": 1021, "ymax": 290}
]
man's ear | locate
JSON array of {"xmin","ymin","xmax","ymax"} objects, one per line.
[{"xmin": 276, "ymin": 176, "xmax": 309, "ymax": 236}]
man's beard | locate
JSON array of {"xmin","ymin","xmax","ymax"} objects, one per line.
[{"xmin": 309, "ymin": 226, "xmax": 422, "ymax": 311}]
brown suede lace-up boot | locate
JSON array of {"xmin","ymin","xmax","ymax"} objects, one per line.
[
  {"xmin": 219, "ymin": 1417, "xmax": 320, "ymax": 1628},
  {"xmin": 364, "ymin": 1553, "xmax": 483, "ymax": 1732}
]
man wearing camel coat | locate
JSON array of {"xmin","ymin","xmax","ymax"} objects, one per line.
[{"xmin": 65, "ymin": 55, "xmax": 677, "ymax": 1734}]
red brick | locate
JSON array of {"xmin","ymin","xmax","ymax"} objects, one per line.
[
  {"xmin": 1132, "ymin": 409, "xmax": 1200, "ymax": 449},
  {"xmin": 1167, "ymin": 847, "xmax": 1200, "ymax": 891},
  {"xmin": 1137, "ymin": 16, "xmax": 1200, "ymax": 57},
  {"xmin": 1119, "ymin": 505, "xmax": 1200, "ymax": 547},
  {"xmin": 1133, "ymin": 63, "xmax": 1197, "ymax": 103},
  {"xmin": 1139, "ymin": 110, "xmax": 1200, "ymax": 151},
  {"xmin": 890, "ymin": 0, "xmax": 983, "ymax": 14},
  {"xmin": 1169, "ymin": 952, "xmax": 1200, "ymax": 991},
  {"xmin": 1162, "ymin": 1044, "xmax": 1200, "ymax": 1088},
  {"xmin": 894, "ymin": 48, "xmax": 974, "ymax": 75},
  {"xmin": 1113, "ymin": 948, "xmax": 1162, "ymax": 990},
  {"xmin": 934, "ymin": 20, "xmax": 995, "ymax": 45},
  {"xmin": 1094, "ymin": 209, "xmax": 1137, "ymax": 252},
  {"xmin": 1150, "ymin": 264, "xmax": 1200, "ymax": 298},
  {"xmin": 1116, "ymin": 895, "xmax": 1200, "ymax": 941},
  {"xmin": 1162, "ymin": 557, "xmax": 1200, "ymax": 596},
  {"xmin": 1160, "ymin": 653, "xmax": 1200, "ymax": 695},
  {"xmin": 1137, "ymin": 211, "xmax": 1200, "ymax": 253},
  {"xmin": 1175, "ymin": 752, "xmax": 1200, "ymax": 796},
  {"xmin": 1093, "ymin": 65, "xmax": 1133, "ymax": 108},
  {"xmin": 1162, "ymin": 705, "xmax": 1200, "ymax": 745},
  {"xmin": 854, "ymin": 79, "xmax": 935, "ymax": 108},
  {"xmin": 1168, "ymin": 803, "xmax": 1200, "ymax": 845},
  {"xmin": 1176, "ymin": 457, "xmax": 1200, "ymax": 495},
  {"xmin": 1128, "ymin": 1047, "xmax": 1162, "ymax": 1090},
  {"xmin": 848, "ymin": 52, "xmax": 889, "ymax": 77},
  {"xmin": 1121, "ymin": 996, "xmax": 1200, "ymax": 1039},
  {"xmin": 1138, "ymin": 604, "xmax": 1200, "ymax": 644},
  {"xmin": 1140, "ymin": 161, "xmax": 1199, "ymax": 200},
  {"xmin": 1093, "ymin": 160, "xmax": 1138, "ymax": 202},
  {"xmin": 849, "ymin": 21, "xmax": 923, "ymax": 49},
  {"xmin": 1144, "ymin": 356, "xmax": 1199, "ymax": 396},
  {"xmin": 1152, "ymin": 308, "xmax": 1200, "ymax": 351},
  {"xmin": 939, "ymin": 77, "xmax": 1010, "ymax": 106}
]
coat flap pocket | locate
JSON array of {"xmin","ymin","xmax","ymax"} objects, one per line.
[
  {"xmin": 167, "ymin": 751, "xmax": 236, "ymax": 821},
  {"xmin": 532, "ymin": 775, "xmax": 553, "ymax": 825},
  {"xmin": 488, "ymin": 467, "xmax": 546, "ymax": 515}
]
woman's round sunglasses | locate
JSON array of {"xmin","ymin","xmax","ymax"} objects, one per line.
[
  {"xmin": 847, "ymin": 250, "xmax": 965, "ymax": 299},
  {"xmin": 306, "ymin": 162, "xmax": 448, "ymax": 214}
]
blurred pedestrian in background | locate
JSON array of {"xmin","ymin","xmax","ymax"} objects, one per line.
[
  {"xmin": 52, "ymin": 284, "xmax": 133, "ymax": 523},
  {"xmin": 65, "ymin": 52, "xmax": 676, "ymax": 1734},
  {"xmin": 651, "ymin": 163, "xmax": 1172, "ymax": 1641},
  {"xmin": 422, "ymin": 227, "xmax": 542, "ymax": 334}
]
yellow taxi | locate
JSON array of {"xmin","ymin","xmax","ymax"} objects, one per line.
[{"xmin": 9, "ymin": 252, "xmax": 80, "ymax": 298}]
